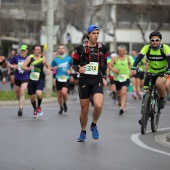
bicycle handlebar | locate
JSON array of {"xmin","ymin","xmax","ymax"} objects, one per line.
[{"xmin": 137, "ymin": 70, "xmax": 164, "ymax": 77}]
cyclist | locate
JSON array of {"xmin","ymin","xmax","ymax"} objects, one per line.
[
  {"xmin": 131, "ymin": 31, "xmax": 170, "ymax": 124},
  {"xmin": 73, "ymin": 24, "xmax": 108, "ymax": 142}
]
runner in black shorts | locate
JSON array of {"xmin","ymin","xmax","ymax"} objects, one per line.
[
  {"xmin": 51, "ymin": 44, "xmax": 73, "ymax": 114},
  {"xmin": 8, "ymin": 45, "xmax": 29, "ymax": 116},
  {"xmin": 73, "ymin": 25, "xmax": 108, "ymax": 142},
  {"xmin": 22, "ymin": 45, "xmax": 51, "ymax": 118}
]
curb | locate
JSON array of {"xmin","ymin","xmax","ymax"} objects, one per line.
[
  {"xmin": 154, "ymin": 132, "xmax": 170, "ymax": 148},
  {"xmin": 0, "ymin": 97, "xmax": 57, "ymax": 107}
]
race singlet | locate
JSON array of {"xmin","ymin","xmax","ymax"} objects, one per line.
[
  {"xmin": 58, "ymin": 75, "xmax": 67, "ymax": 82},
  {"xmin": 84, "ymin": 62, "xmax": 98, "ymax": 75},
  {"xmin": 29, "ymin": 72, "xmax": 40, "ymax": 81}
]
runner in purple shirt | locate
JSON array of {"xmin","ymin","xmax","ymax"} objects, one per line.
[{"xmin": 8, "ymin": 45, "xmax": 29, "ymax": 116}]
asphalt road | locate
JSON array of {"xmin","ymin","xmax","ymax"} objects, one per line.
[{"xmin": 0, "ymin": 83, "xmax": 170, "ymax": 170}]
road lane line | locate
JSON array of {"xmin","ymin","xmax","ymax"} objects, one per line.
[{"xmin": 131, "ymin": 127, "xmax": 170, "ymax": 156}]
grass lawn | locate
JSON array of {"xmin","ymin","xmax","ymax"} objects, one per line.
[{"xmin": 0, "ymin": 90, "xmax": 57, "ymax": 101}]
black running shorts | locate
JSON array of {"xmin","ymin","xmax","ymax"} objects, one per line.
[{"xmin": 78, "ymin": 77, "xmax": 104, "ymax": 99}]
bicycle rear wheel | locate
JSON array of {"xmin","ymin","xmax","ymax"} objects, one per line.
[
  {"xmin": 151, "ymin": 96, "xmax": 160, "ymax": 132},
  {"xmin": 141, "ymin": 93, "xmax": 150, "ymax": 134}
]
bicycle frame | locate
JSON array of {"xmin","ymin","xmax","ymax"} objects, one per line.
[{"xmin": 140, "ymin": 71, "xmax": 163, "ymax": 134}]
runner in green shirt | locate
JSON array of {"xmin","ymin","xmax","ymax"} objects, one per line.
[{"xmin": 108, "ymin": 45, "xmax": 131, "ymax": 115}]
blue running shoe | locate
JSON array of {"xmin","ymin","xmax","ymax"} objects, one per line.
[
  {"xmin": 77, "ymin": 131, "xmax": 86, "ymax": 142},
  {"xmin": 90, "ymin": 126, "xmax": 99, "ymax": 139}
]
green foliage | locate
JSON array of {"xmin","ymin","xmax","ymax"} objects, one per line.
[
  {"xmin": 0, "ymin": 90, "xmax": 29, "ymax": 101},
  {"xmin": 0, "ymin": 91, "xmax": 57, "ymax": 101}
]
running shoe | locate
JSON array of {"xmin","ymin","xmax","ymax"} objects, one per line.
[
  {"xmin": 132, "ymin": 94, "xmax": 137, "ymax": 99},
  {"xmin": 119, "ymin": 108, "xmax": 124, "ymax": 115},
  {"xmin": 63, "ymin": 103, "xmax": 68, "ymax": 112},
  {"xmin": 18, "ymin": 108, "xmax": 23, "ymax": 116},
  {"xmin": 77, "ymin": 131, "xmax": 86, "ymax": 142},
  {"xmin": 33, "ymin": 110, "xmax": 38, "ymax": 118},
  {"xmin": 37, "ymin": 106, "xmax": 43, "ymax": 116},
  {"xmin": 90, "ymin": 126, "xmax": 99, "ymax": 139},
  {"xmin": 58, "ymin": 107, "xmax": 63, "ymax": 114}
]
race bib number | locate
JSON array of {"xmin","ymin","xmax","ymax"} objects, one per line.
[
  {"xmin": 58, "ymin": 75, "xmax": 67, "ymax": 82},
  {"xmin": 18, "ymin": 61, "xmax": 24, "ymax": 71},
  {"xmin": 29, "ymin": 72, "xmax": 40, "ymax": 81},
  {"xmin": 118, "ymin": 74, "xmax": 126, "ymax": 82},
  {"xmin": 84, "ymin": 62, "xmax": 98, "ymax": 75}
]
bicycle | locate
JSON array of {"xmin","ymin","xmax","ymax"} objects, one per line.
[{"xmin": 139, "ymin": 71, "xmax": 164, "ymax": 134}]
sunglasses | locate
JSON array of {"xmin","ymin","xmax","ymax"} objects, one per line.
[{"xmin": 150, "ymin": 39, "xmax": 160, "ymax": 42}]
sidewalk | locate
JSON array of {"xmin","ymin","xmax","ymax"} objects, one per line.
[{"xmin": 155, "ymin": 132, "xmax": 170, "ymax": 148}]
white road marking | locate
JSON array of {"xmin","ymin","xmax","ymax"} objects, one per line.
[{"xmin": 131, "ymin": 127, "xmax": 170, "ymax": 156}]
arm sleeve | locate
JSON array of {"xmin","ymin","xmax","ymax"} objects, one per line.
[
  {"xmin": 100, "ymin": 45, "xmax": 108, "ymax": 76},
  {"xmin": 102, "ymin": 57, "xmax": 107, "ymax": 76},
  {"xmin": 167, "ymin": 56, "xmax": 170, "ymax": 70},
  {"xmin": 133, "ymin": 53, "xmax": 145, "ymax": 67}
]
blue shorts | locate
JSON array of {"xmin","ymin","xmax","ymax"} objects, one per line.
[{"xmin": 28, "ymin": 78, "xmax": 45, "ymax": 95}]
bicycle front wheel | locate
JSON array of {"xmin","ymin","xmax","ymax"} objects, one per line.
[
  {"xmin": 141, "ymin": 93, "xmax": 150, "ymax": 134},
  {"xmin": 151, "ymin": 96, "xmax": 160, "ymax": 132}
]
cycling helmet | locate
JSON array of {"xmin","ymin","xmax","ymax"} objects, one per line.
[
  {"xmin": 87, "ymin": 25, "xmax": 99, "ymax": 33},
  {"xmin": 149, "ymin": 31, "xmax": 162, "ymax": 39}
]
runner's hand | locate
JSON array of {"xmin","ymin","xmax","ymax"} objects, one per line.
[
  {"xmin": 131, "ymin": 66, "xmax": 138, "ymax": 75},
  {"xmin": 79, "ymin": 66, "xmax": 86, "ymax": 74},
  {"xmin": 66, "ymin": 69, "xmax": 71, "ymax": 75}
]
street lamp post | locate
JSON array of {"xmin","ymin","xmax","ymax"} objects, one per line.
[{"xmin": 45, "ymin": 0, "xmax": 54, "ymax": 97}]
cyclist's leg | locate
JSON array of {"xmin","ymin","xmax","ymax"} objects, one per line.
[
  {"xmin": 165, "ymin": 77, "xmax": 170, "ymax": 100},
  {"xmin": 156, "ymin": 77, "xmax": 166, "ymax": 108},
  {"xmin": 156, "ymin": 77, "xmax": 166, "ymax": 97}
]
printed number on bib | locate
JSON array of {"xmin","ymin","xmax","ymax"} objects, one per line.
[
  {"xmin": 58, "ymin": 75, "xmax": 67, "ymax": 82},
  {"xmin": 118, "ymin": 74, "xmax": 126, "ymax": 82},
  {"xmin": 84, "ymin": 62, "xmax": 98, "ymax": 75},
  {"xmin": 18, "ymin": 61, "xmax": 24, "ymax": 71},
  {"xmin": 30, "ymin": 72, "xmax": 40, "ymax": 81}
]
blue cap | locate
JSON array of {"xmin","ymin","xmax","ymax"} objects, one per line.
[{"xmin": 87, "ymin": 25, "xmax": 99, "ymax": 33}]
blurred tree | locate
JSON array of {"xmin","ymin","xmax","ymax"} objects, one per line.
[
  {"xmin": 54, "ymin": 0, "xmax": 93, "ymax": 44},
  {"xmin": 118, "ymin": 0, "xmax": 170, "ymax": 44}
]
